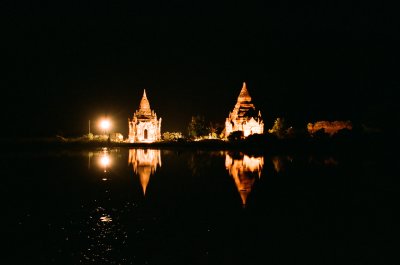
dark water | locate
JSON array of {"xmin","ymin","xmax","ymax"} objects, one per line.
[{"xmin": 4, "ymin": 147, "xmax": 393, "ymax": 265}]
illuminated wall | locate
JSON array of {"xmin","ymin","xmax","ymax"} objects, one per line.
[
  {"xmin": 128, "ymin": 90, "xmax": 162, "ymax": 143},
  {"xmin": 307, "ymin": 120, "xmax": 352, "ymax": 136},
  {"xmin": 225, "ymin": 152, "xmax": 264, "ymax": 206},
  {"xmin": 128, "ymin": 149, "xmax": 162, "ymax": 195},
  {"xmin": 225, "ymin": 82, "xmax": 264, "ymax": 138}
]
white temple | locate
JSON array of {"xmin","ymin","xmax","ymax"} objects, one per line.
[
  {"xmin": 225, "ymin": 82, "xmax": 264, "ymax": 138},
  {"xmin": 128, "ymin": 90, "xmax": 162, "ymax": 143}
]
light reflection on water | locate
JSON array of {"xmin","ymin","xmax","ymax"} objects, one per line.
[
  {"xmin": 99, "ymin": 151, "xmax": 111, "ymax": 173},
  {"xmin": 88, "ymin": 148, "xmax": 121, "ymax": 172},
  {"xmin": 87, "ymin": 148, "xmax": 340, "ymax": 206},
  {"xmin": 7, "ymin": 146, "xmax": 378, "ymax": 265},
  {"xmin": 128, "ymin": 149, "xmax": 161, "ymax": 195},
  {"xmin": 79, "ymin": 148, "xmax": 342, "ymax": 264},
  {"xmin": 79, "ymin": 205, "xmax": 129, "ymax": 264},
  {"xmin": 225, "ymin": 152, "xmax": 264, "ymax": 206}
]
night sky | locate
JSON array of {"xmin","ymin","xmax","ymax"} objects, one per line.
[{"xmin": 1, "ymin": 1, "xmax": 398, "ymax": 138}]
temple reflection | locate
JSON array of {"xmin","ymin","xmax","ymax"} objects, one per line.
[
  {"xmin": 271, "ymin": 156, "xmax": 295, "ymax": 173},
  {"xmin": 225, "ymin": 152, "xmax": 264, "ymax": 206},
  {"xmin": 128, "ymin": 149, "xmax": 162, "ymax": 195},
  {"xmin": 272, "ymin": 156, "xmax": 284, "ymax": 173}
]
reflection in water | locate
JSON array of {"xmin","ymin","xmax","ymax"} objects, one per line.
[
  {"xmin": 188, "ymin": 151, "xmax": 224, "ymax": 176},
  {"xmin": 88, "ymin": 151, "xmax": 93, "ymax": 169},
  {"xmin": 129, "ymin": 149, "xmax": 162, "ymax": 195},
  {"xmin": 99, "ymin": 152, "xmax": 111, "ymax": 173},
  {"xmin": 323, "ymin": 157, "xmax": 338, "ymax": 166},
  {"xmin": 9, "ymin": 148, "xmax": 356, "ymax": 264},
  {"xmin": 79, "ymin": 206, "xmax": 128, "ymax": 264},
  {"xmin": 225, "ymin": 152, "xmax": 264, "ymax": 206},
  {"xmin": 88, "ymin": 148, "xmax": 113, "ymax": 173},
  {"xmin": 83, "ymin": 149, "xmax": 129, "ymax": 263},
  {"xmin": 272, "ymin": 156, "xmax": 284, "ymax": 173},
  {"xmin": 98, "ymin": 149, "xmax": 112, "ymax": 177},
  {"xmin": 308, "ymin": 156, "xmax": 339, "ymax": 166},
  {"xmin": 272, "ymin": 156, "xmax": 293, "ymax": 173}
]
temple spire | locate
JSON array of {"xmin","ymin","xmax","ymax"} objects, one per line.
[
  {"xmin": 139, "ymin": 89, "xmax": 151, "ymax": 110},
  {"xmin": 238, "ymin": 82, "xmax": 251, "ymax": 101}
]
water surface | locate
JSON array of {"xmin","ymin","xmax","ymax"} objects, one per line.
[{"xmin": 5, "ymin": 147, "xmax": 392, "ymax": 264}]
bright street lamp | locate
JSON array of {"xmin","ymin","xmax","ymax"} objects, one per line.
[{"xmin": 100, "ymin": 119, "xmax": 111, "ymax": 135}]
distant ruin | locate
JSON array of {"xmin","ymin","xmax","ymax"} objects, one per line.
[{"xmin": 307, "ymin": 121, "xmax": 352, "ymax": 136}]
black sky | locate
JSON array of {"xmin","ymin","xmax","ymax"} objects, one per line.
[{"xmin": 1, "ymin": 1, "xmax": 398, "ymax": 137}]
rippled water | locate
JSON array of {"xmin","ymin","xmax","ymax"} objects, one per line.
[{"xmin": 5, "ymin": 147, "xmax": 392, "ymax": 264}]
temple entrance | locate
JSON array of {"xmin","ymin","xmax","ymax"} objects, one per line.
[{"xmin": 144, "ymin": 129, "xmax": 148, "ymax": 140}]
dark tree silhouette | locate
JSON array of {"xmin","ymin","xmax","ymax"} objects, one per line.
[{"xmin": 187, "ymin": 115, "xmax": 209, "ymax": 139}]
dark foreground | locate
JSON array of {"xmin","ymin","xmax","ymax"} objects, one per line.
[{"xmin": 4, "ymin": 140, "xmax": 394, "ymax": 264}]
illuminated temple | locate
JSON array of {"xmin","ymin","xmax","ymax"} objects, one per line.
[
  {"xmin": 225, "ymin": 82, "xmax": 264, "ymax": 138},
  {"xmin": 129, "ymin": 149, "xmax": 162, "ymax": 195},
  {"xmin": 128, "ymin": 90, "xmax": 162, "ymax": 143}
]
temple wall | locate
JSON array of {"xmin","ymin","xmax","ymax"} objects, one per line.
[
  {"xmin": 225, "ymin": 119, "xmax": 263, "ymax": 138},
  {"xmin": 136, "ymin": 121, "xmax": 159, "ymax": 142}
]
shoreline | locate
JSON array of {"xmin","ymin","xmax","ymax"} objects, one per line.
[{"xmin": 0, "ymin": 134, "xmax": 387, "ymax": 155}]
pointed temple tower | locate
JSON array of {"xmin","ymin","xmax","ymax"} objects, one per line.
[
  {"xmin": 128, "ymin": 90, "xmax": 162, "ymax": 143},
  {"xmin": 225, "ymin": 82, "xmax": 264, "ymax": 138}
]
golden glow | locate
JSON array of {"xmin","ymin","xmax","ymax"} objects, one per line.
[
  {"xmin": 100, "ymin": 155, "xmax": 110, "ymax": 167},
  {"xmin": 225, "ymin": 152, "xmax": 264, "ymax": 206},
  {"xmin": 100, "ymin": 215, "xmax": 112, "ymax": 222},
  {"xmin": 100, "ymin": 119, "xmax": 111, "ymax": 131},
  {"xmin": 307, "ymin": 120, "xmax": 352, "ymax": 136},
  {"xmin": 98, "ymin": 149, "xmax": 111, "ymax": 172},
  {"xmin": 129, "ymin": 149, "xmax": 162, "ymax": 195},
  {"xmin": 242, "ymin": 155, "xmax": 264, "ymax": 177}
]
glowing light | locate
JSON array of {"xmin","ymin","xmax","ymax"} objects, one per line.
[
  {"xmin": 100, "ymin": 119, "xmax": 111, "ymax": 131},
  {"xmin": 100, "ymin": 215, "xmax": 112, "ymax": 222},
  {"xmin": 98, "ymin": 150, "xmax": 111, "ymax": 172},
  {"xmin": 100, "ymin": 155, "xmax": 110, "ymax": 167}
]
